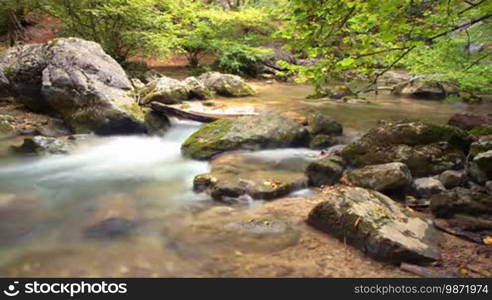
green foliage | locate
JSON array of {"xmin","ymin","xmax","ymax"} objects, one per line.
[
  {"xmin": 0, "ymin": 0, "xmax": 45, "ymax": 44},
  {"xmin": 44, "ymin": 0, "xmax": 181, "ymax": 63},
  {"xmin": 281, "ymin": 0, "xmax": 492, "ymax": 95},
  {"xmin": 177, "ymin": 5, "xmax": 274, "ymax": 75},
  {"xmin": 215, "ymin": 43, "xmax": 270, "ymax": 76}
]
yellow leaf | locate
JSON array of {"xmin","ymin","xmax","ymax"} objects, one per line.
[{"xmin": 483, "ymin": 236, "xmax": 492, "ymax": 245}]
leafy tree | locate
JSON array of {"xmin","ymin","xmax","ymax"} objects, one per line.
[
  {"xmin": 177, "ymin": 4, "xmax": 274, "ymax": 75},
  {"xmin": 44, "ymin": 0, "xmax": 181, "ymax": 63},
  {"xmin": 281, "ymin": 0, "xmax": 492, "ymax": 96}
]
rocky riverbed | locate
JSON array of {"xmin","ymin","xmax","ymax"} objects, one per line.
[{"xmin": 1, "ymin": 38, "xmax": 492, "ymax": 278}]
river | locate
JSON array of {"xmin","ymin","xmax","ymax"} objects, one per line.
[{"xmin": 0, "ymin": 83, "xmax": 490, "ymax": 277}]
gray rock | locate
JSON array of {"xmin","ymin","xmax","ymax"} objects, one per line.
[
  {"xmin": 1, "ymin": 38, "xmax": 146, "ymax": 135},
  {"xmin": 183, "ymin": 76, "xmax": 212, "ymax": 100},
  {"xmin": 144, "ymin": 111, "xmax": 170, "ymax": 136},
  {"xmin": 486, "ymin": 181, "xmax": 492, "ymax": 195},
  {"xmin": 439, "ymin": 170, "xmax": 465, "ymax": 189},
  {"xmin": 13, "ymin": 136, "xmax": 72, "ymax": 155},
  {"xmin": 143, "ymin": 70, "xmax": 163, "ymax": 83},
  {"xmin": 430, "ymin": 187, "xmax": 492, "ymax": 218},
  {"xmin": 307, "ymin": 112, "xmax": 343, "ymax": 136},
  {"xmin": 198, "ymin": 72, "xmax": 255, "ymax": 97},
  {"xmin": 182, "ymin": 113, "xmax": 307, "ymax": 160},
  {"xmin": 309, "ymin": 134, "xmax": 339, "ymax": 149},
  {"xmin": 308, "ymin": 186, "xmax": 441, "ymax": 263},
  {"xmin": 347, "ymin": 162, "xmax": 412, "ymax": 192},
  {"xmin": 341, "ymin": 121, "xmax": 472, "ymax": 177},
  {"xmin": 392, "ymin": 77, "xmax": 460, "ymax": 100},
  {"xmin": 413, "ymin": 177, "xmax": 446, "ymax": 198},
  {"xmin": 140, "ymin": 76, "xmax": 189, "ymax": 105},
  {"xmin": 306, "ymin": 156, "xmax": 345, "ymax": 187},
  {"xmin": 469, "ymin": 150, "xmax": 492, "ymax": 183}
]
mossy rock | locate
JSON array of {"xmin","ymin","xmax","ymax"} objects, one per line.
[
  {"xmin": 182, "ymin": 113, "xmax": 308, "ymax": 160},
  {"xmin": 308, "ymin": 186, "xmax": 440, "ymax": 264},
  {"xmin": 341, "ymin": 121, "xmax": 471, "ymax": 177}
]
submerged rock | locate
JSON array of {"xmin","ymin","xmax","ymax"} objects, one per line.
[
  {"xmin": 430, "ymin": 188, "xmax": 492, "ymax": 218},
  {"xmin": 306, "ymin": 156, "xmax": 345, "ymax": 187},
  {"xmin": 13, "ymin": 136, "xmax": 72, "ymax": 155},
  {"xmin": 341, "ymin": 121, "xmax": 471, "ymax": 177},
  {"xmin": 412, "ymin": 177, "xmax": 446, "ymax": 198},
  {"xmin": 347, "ymin": 162, "xmax": 412, "ymax": 192},
  {"xmin": 0, "ymin": 38, "xmax": 145, "ymax": 135},
  {"xmin": 308, "ymin": 186, "xmax": 440, "ymax": 264},
  {"xmin": 193, "ymin": 152, "xmax": 309, "ymax": 201},
  {"xmin": 140, "ymin": 76, "xmax": 189, "ymax": 105},
  {"xmin": 83, "ymin": 194, "xmax": 138, "ymax": 238},
  {"xmin": 198, "ymin": 72, "xmax": 255, "ymax": 97},
  {"xmin": 182, "ymin": 113, "xmax": 307, "ymax": 160}
]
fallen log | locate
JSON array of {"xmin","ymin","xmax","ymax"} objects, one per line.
[{"xmin": 150, "ymin": 102, "xmax": 257, "ymax": 123}]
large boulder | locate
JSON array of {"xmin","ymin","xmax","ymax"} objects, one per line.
[
  {"xmin": 306, "ymin": 156, "xmax": 345, "ymax": 187},
  {"xmin": 181, "ymin": 113, "xmax": 307, "ymax": 160},
  {"xmin": 308, "ymin": 186, "xmax": 441, "ymax": 264},
  {"xmin": 341, "ymin": 121, "xmax": 472, "ymax": 177},
  {"xmin": 347, "ymin": 162, "xmax": 412, "ymax": 192},
  {"xmin": 139, "ymin": 76, "xmax": 189, "ymax": 105},
  {"xmin": 198, "ymin": 72, "xmax": 255, "ymax": 97},
  {"xmin": 194, "ymin": 152, "xmax": 309, "ymax": 201},
  {"xmin": 0, "ymin": 38, "xmax": 145, "ymax": 135}
]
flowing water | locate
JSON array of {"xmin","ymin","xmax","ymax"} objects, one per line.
[{"xmin": 0, "ymin": 83, "xmax": 491, "ymax": 277}]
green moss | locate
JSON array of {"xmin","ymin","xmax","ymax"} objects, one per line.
[
  {"xmin": 181, "ymin": 118, "xmax": 234, "ymax": 160},
  {"xmin": 469, "ymin": 126, "xmax": 492, "ymax": 137}
]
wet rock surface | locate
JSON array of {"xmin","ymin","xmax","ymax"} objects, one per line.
[
  {"xmin": 193, "ymin": 151, "xmax": 313, "ymax": 201},
  {"xmin": 308, "ymin": 186, "xmax": 441, "ymax": 264}
]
